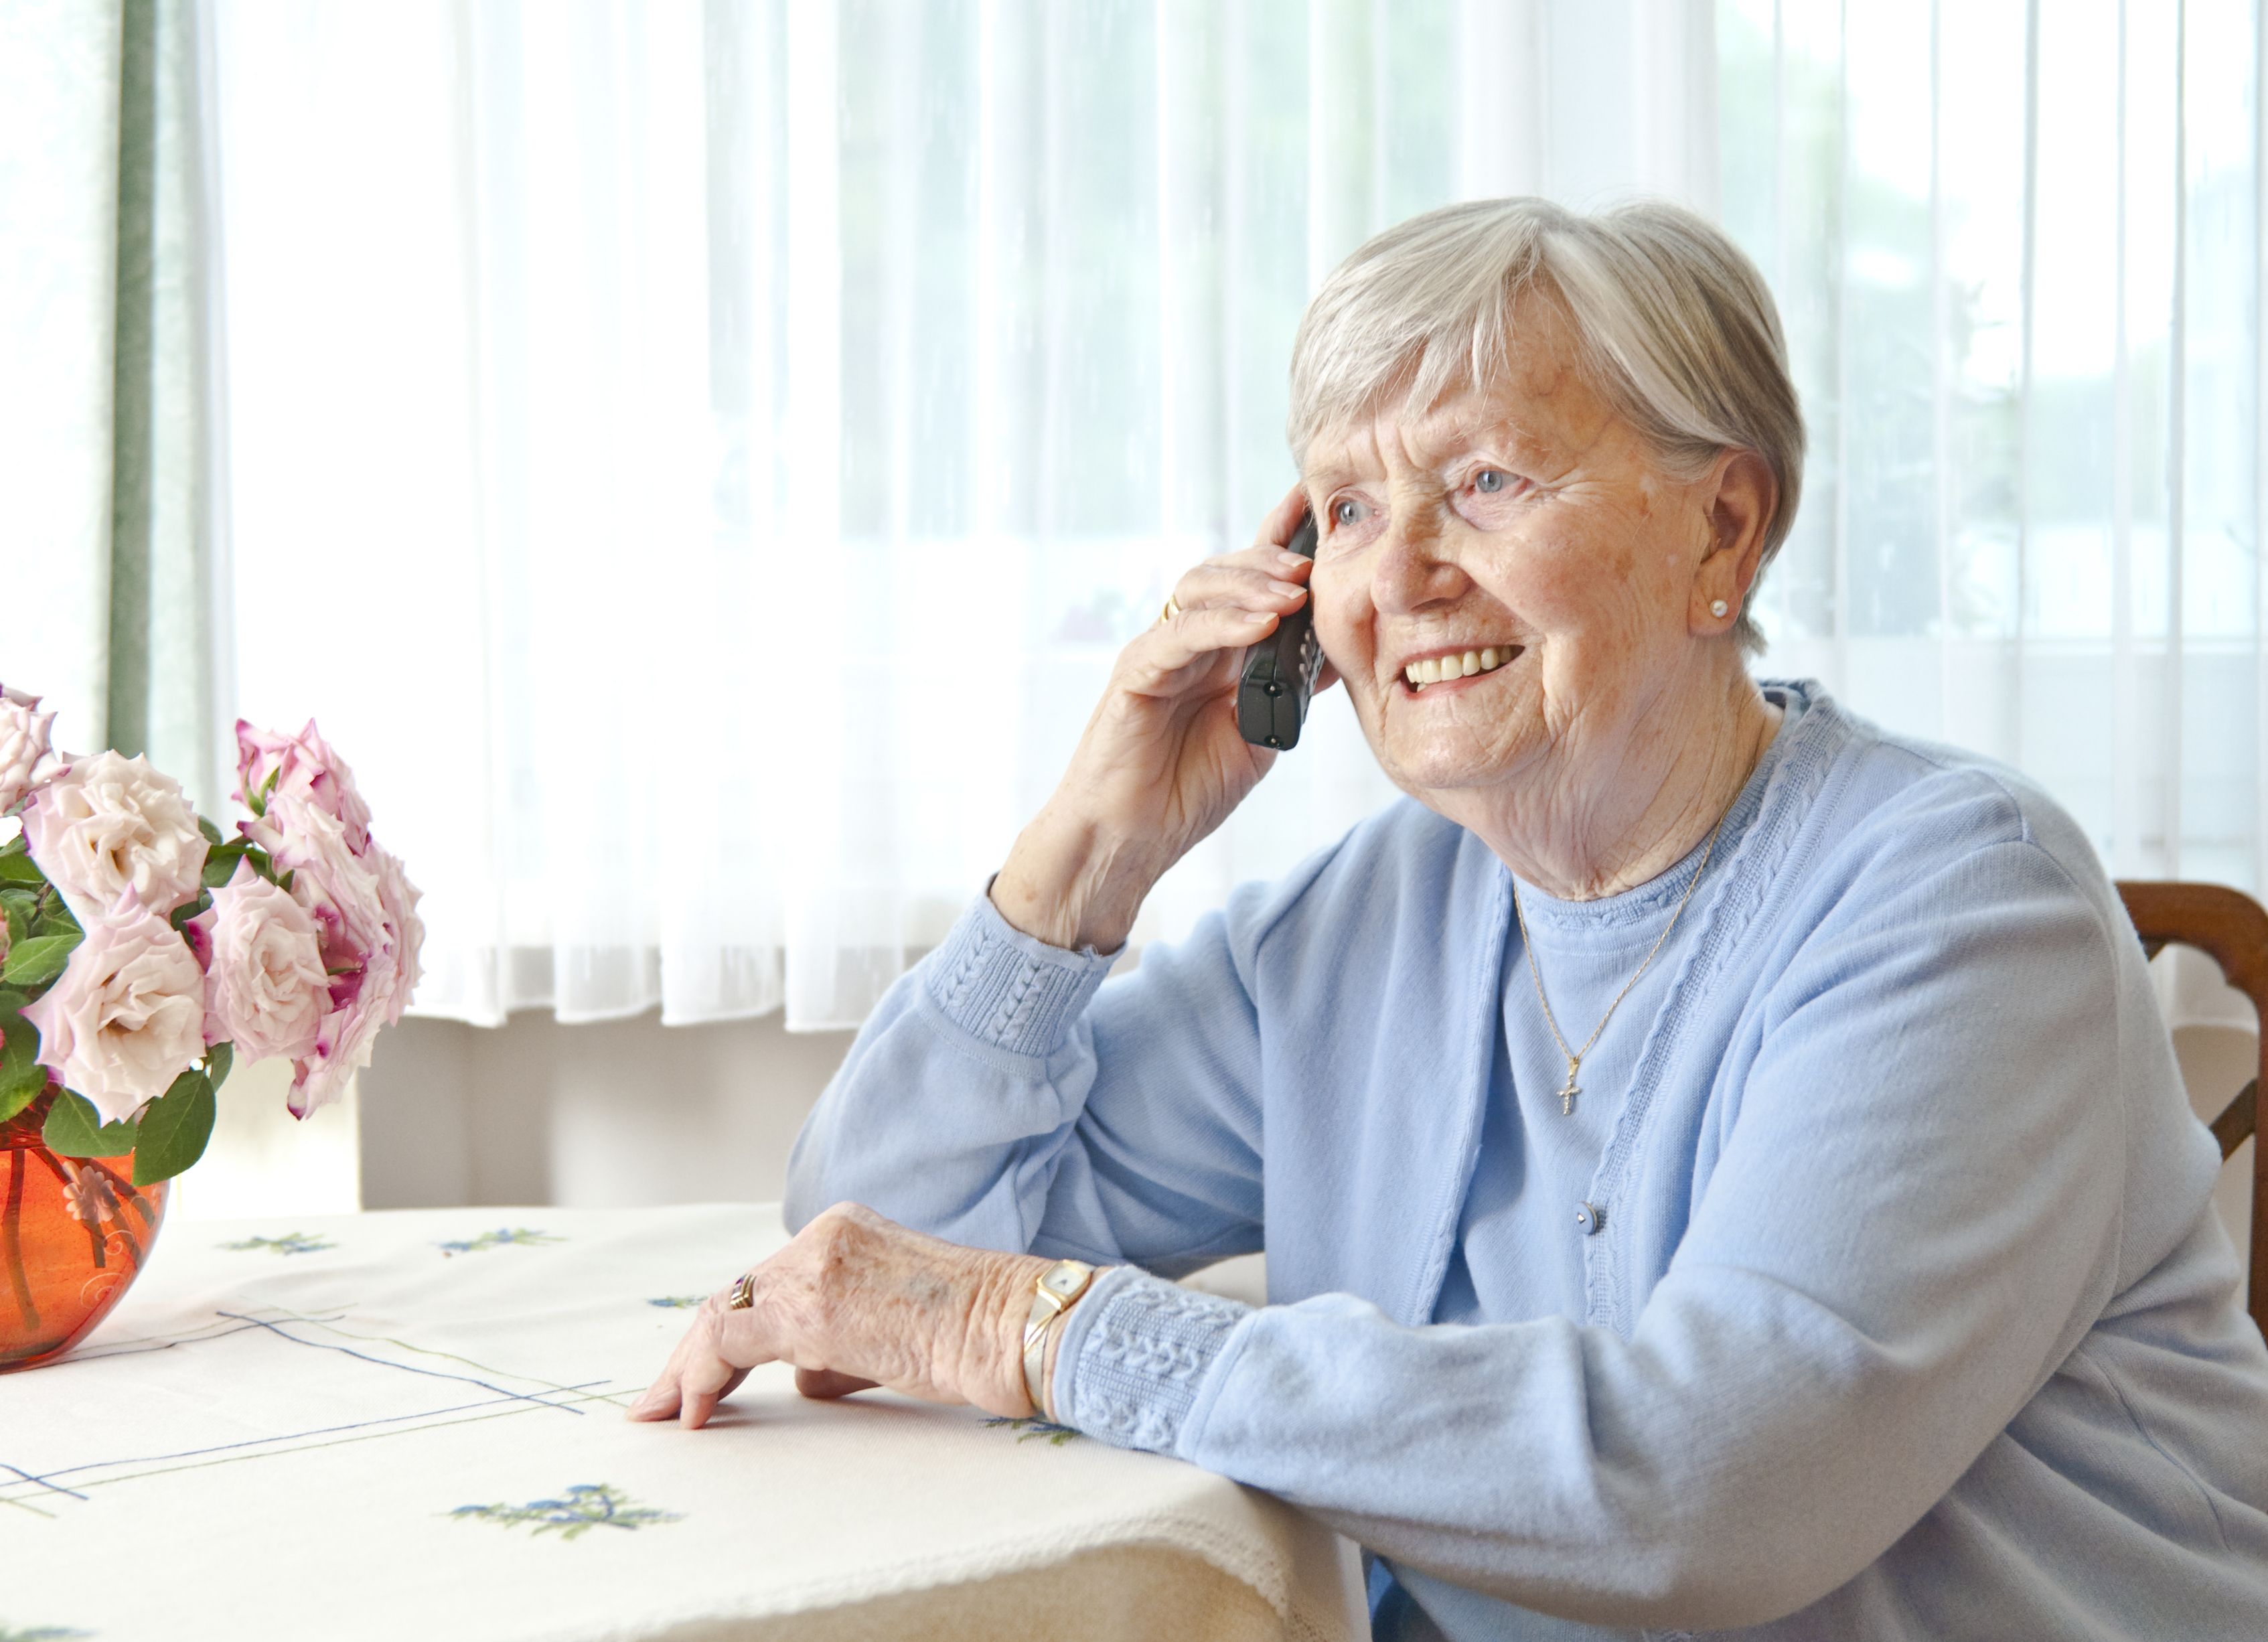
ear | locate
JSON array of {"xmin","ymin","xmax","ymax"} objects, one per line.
[{"xmin": 1689, "ymin": 449, "xmax": 1776, "ymax": 637}]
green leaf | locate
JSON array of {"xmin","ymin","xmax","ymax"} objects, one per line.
[
  {"xmin": 0, "ymin": 888, "xmax": 33, "ymax": 945},
  {"xmin": 132, "ymin": 1069, "xmax": 216, "ymax": 1185},
  {"xmin": 0, "ymin": 832, "xmax": 25, "ymax": 857},
  {"xmin": 0, "ymin": 852, "xmax": 46, "ymax": 886},
  {"xmin": 43, "ymin": 1089, "xmax": 140, "ymax": 1159},
  {"xmin": 198, "ymin": 813, "xmax": 225, "ymax": 846},
  {"xmin": 31, "ymin": 909, "xmax": 77, "ymax": 944},
  {"xmin": 3, "ymin": 930, "xmax": 81, "ymax": 988},
  {"xmin": 202, "ymin": 840, "xmax": 250, "ymax": 888},
  {"xmin": 169, "ymin": 893, "xmax": 212, "ymax": 932},
  {"xmin": 0, "ymin": 1009, "xmax": 45, "ymax": 1123},
  {"xmin": 0, "ymin": 1070, "xmax": 44, "ymax": 1124},
  {"xmin": 204, "ymin": 1039, "xmax": 234, "ymax": 1092}
]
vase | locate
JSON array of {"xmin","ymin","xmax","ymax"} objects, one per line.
[{"xmin": 1, "ymin": 1088, "xmax": 169, "ymax": 1372}]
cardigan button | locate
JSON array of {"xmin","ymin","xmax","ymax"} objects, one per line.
[{"xmin": 1575, "ymin": 1201, "xmax": 1604, "ymax": 1235}]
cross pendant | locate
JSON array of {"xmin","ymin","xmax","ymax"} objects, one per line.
[{"xmin": 1558, "ymin": 1059, "xmax": 1582, "ymax": 1116}]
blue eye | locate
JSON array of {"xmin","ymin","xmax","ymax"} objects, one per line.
[
  {"xmin": 1333, "ymin": 499, "xmax": 1362, "ymax": 526},
  {"xmin": 1474, "ymin": 469, "xmax": 1505, "ymax": 494}
]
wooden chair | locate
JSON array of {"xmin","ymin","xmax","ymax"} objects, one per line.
[{"xmin": 2117, "ymin": 881, "xmax": 2268, "ymax": 1335}]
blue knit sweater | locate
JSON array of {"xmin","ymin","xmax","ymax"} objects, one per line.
[{"xmin": 785, "ymin": 680, "xmax": 2268, "ymax": 1639}]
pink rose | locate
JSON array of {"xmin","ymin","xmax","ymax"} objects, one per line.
[
  {"xmin": 236, "ymin": 719, "xmax": 372, "ymax": 854},
  {"xmin": 0, "ymin": 683, "xmax": 58, "ymax": 814},
  {"xmin": 366, "ymin": 841, "xmax": 425, "ymax": 1028},
  {"xmin": 258, "ymin": 794, "xmax": 385, "ymax": 1116},
  {"xmin": 22, "ymin": 899, "xmax": 208, "ymax": 1126},
  {"xmin": 230, "ymin": 723, "xmax": 420, "ymax": 1116},
  {"xmin": 198, "ymin": 859, "xmax": 327, "ymax": 1064},
  {"xmin": 21, "ymin": 750, "xmax": 210, "ymax": 924}
]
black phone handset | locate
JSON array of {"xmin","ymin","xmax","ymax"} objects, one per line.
[{"xmin": 1236, "ymin": 508, "xmax": 1324, "ymax": 749}]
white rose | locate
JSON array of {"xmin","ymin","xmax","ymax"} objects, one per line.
[
  {"xmin": 22, "ymin": 901, "xmax": 208, "ymax": 1126},
  {"xmin": 21, "ymin": 750, "xmax": 210, "ymax": 923},
  {"xmin": 200, "ymin": 859, "xmax": 327, "ymax": 1064},
  {"xmin": 0, "ymin": 684, "xmax": 57, "ymax": 814}
]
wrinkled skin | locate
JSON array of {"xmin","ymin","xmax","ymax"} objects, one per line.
[
  {"xmin": 631, "ymin": 1203, "xmax": 1054, "ymax": 1429},
  {"xmin": 639, "ymin": 289, "xmax": 1782, "ymax": 1431},
  {"xmin": 1297, "ymin": 291, "xmax": 1781, "ymax": 898}
]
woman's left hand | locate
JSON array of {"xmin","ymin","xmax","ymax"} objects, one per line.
[{"xmin": 627, "ymin": 1202, "xmax": 1052, "ymax": 1429}]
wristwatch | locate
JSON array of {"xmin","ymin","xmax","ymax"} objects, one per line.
[{"xmin": 1021, "ymin": 1259, "xmax": 1097, "ymax": 1420}]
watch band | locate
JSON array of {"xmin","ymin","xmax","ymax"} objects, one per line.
[{"xmin": 1021, "ymin": 1259, "xmax": 1096, "ymax": 1420}]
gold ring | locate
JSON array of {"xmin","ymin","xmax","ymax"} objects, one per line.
[
  {"xmin": 727, "ymin": 1271, "xmax": 756, "ymax": 1309},
  {"xmin": 1160, "ymin": 595, "xmax": 1181, "ymax": 624}
]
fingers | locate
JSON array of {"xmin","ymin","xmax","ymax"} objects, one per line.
[
  {"xmin": 1148, "ymin": 599, "xmax": 1280, "ymax": 669},
  {"xmin": 1168, "ymin": 558, "xmax": 1311, "ymax": 621},
  {"xmin": 676, "ymin": 1358, "xmax": 751, "ymax": 1430},
  {"xmin": 1134, "ymin": 486, "xmax": 1316, "ymax": 686},
  {"xmin": 1146, "ymin": 552, "xmax": 1310, "ymax": 679},
  {"xmin": 628, "ymin": 1293, "xmax": 769, "ymax": 1428}
]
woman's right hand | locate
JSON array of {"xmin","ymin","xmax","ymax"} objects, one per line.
[{"xmin": 990, "ymin": 484, "xmax": 1321, "ymax": 952}]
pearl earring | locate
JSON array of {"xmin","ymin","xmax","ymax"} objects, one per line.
[{"xmin": 1710, "ymin": 599, "xmax": 1729, "ymax": 618}]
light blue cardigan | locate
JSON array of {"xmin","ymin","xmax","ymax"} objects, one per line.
[{"xmin": 785, "ymin": 682, "xmax": 2268, "ymax": 1639}]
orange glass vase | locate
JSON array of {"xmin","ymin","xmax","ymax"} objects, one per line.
[{"xmin": 1, "ymin": 1088, "xmax": 169, "ymax": 1372}]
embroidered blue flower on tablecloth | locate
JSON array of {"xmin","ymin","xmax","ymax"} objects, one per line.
[
  {"xmin": 451, "ymin": 1484, "xmax": 681, "ymax": 1539},
  {"xmin": 436, "ymin": 1227, "xmax": 563, "ymax": 1257},
  {"xmin": 220, "ymin": 1232, "xmax": 335, "ymax": 1256}
]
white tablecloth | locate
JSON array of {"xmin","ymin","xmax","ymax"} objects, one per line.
[{"xmin": 3, "ymin": 1205, "xmax": 1364, "ymax": 1642}]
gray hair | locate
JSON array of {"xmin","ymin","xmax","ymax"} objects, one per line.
[{"xmin": 1286, "ymin": 197, "xmax": 1804, "ymax": 654}]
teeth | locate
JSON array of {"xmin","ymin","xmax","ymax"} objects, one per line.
[{"xmin": 1404, "ymin": 646, "xmax": 1517, "ymax": 691}]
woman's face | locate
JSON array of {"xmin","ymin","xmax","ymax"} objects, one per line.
[{"xmin": 1302, "ymin": 297, "xmax": 1728, "ymax": 817}]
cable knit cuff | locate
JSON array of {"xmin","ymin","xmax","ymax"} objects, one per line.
[
  {"xmin": 925, "ymin": 892, "xmax": 1120, "ymax": 1061},
  {"xmin": 1056, "ymin": 1266, "xmax": 1252, "ymax": 1456}
]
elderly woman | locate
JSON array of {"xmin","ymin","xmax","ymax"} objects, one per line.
[{"xmin": 633, "ymin": 199, "xmax": 2268, "ymax": 1637}]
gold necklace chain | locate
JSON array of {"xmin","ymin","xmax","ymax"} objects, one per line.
[{"xmin": 1511, "ymin": 814, "xmax": 1726, "ymax": 1118}]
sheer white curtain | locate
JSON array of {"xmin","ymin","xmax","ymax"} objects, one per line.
[
  {"xmin": 0, "ymin": 4, "xmax": 125, "ymax": 750},
  {"xmin": 1718, "ymin": 0, "xmax": 2267, "ymax": 1041},
  {"xmin": 204, "ymin": 0, "xmax": 1716, "ymax": 1029},
  {"xmin": 1721, "ymin": 0, "xmax": 2263, "ymax": 888}
]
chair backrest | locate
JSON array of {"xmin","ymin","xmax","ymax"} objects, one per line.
[{"xmin": 2117, "ymin": 881, "xmax": 2268, "ymax": 1336}]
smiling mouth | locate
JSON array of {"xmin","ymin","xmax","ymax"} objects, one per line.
[{"xmin": 1402, "ymin": 646, "xmax": 1521, "ymax": 692}]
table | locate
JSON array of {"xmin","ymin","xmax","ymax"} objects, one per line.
[{"xmin": 3, "ymin": 1205, "xmax": 1364, "ymax": 1641}]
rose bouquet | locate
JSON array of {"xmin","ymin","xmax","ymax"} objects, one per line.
[{"xmin": 0, "ymin": 682, "xmax": 423, "ymax": 1185}]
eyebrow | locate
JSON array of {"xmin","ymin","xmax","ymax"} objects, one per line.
[{"xmin": 1304, "ymin": 415, "xmax": 1554, "ymax": 488}]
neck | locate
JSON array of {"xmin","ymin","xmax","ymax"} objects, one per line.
[{"xmin": 1459, "ymin": 665, "xmax": 1781, "ymax": 901}]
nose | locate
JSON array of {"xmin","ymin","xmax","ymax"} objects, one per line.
[{"xmin": 1369, "ymin": 500, "xmax": 1465, "ymax": 617}]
